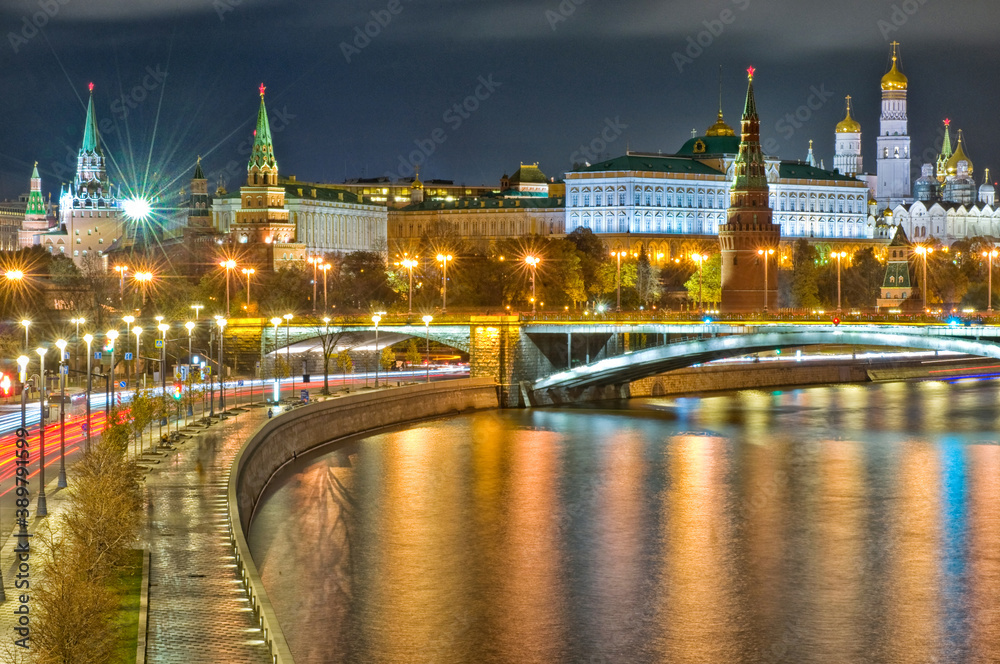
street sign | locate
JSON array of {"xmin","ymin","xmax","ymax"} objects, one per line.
[
  {"xmin": 119, "ymin": 381, "xmax": 126, "ymax": 388},
  {"xmin": 124, "ymin": 352, "xmax": 134, "ymax": 361},
  {"xmin": 237, "ymin": 380, "xmax": 245, "ymax": 386},
  {"xmin": 154, "ymin": 339, "xmax": 164, "ymax": 349},
  {"xmin": 60, "ymin": 366, "xmax": 68, "ymax": 374},
  {"xmin": 63, "ymin": 352, "xmax": 70, "ymax": 361},
  {"xmin": 300, "ymin": 390, "xmax": 309, "ymax": 402},
  {"xmin": 94, "ymin": 352, "xmax": 102, "ymax": 359}
]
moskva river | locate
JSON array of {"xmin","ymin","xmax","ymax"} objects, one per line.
[{"xmin": 249, "ymin": 378, "xmax": 1000, "ymax": 663}]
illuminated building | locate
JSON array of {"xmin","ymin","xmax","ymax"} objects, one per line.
[
  {"xmin": 875, "ymin": 41, "xmax": 912, "ymax": 208},
  {"xmin": 876, "ymin": 226, "xmax": 915, "ymax": 310}
]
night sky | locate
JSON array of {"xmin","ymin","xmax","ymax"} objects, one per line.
[{"xmin": 0, "ymin": 0, "xmax": 996, "ymax": 201}]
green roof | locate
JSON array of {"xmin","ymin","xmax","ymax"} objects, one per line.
[
  {"xmin": 509, "ymin": 163, "xmax": 547, "ymax": 184},
  {"xmin": 575, "ymin": 155, "xmax": 724, "ymax": 176},
  {"xmin": 248, "ymin": 91, "xmax": 276, "ymax": 172},
  {"xmin": 81, "ymin": 89, "xmax": 102, "ymax": 155},
  {"xmin": 26, "ymin": 163, "xmax": 45, "ymax": 215},
  {"xmin": 282, "ymin": 182, "xmax": 369, "ymax": 205},
  {"xmin": 882, "ymin": 261, "xmax": 911, "ymax": 288},
  {"xmin": 778, "ymin": 162, "xmax": 861, "ymax": 182},
  {"xmin": 399, "ymin": 196, "xmax": 564, "ymax": 211},
  {"xmin": 193, "ymin": 157, "xmax": 205, "ymax": 180},
  {"xmin": 676, "ymin": 135, "xmax": 741, "ymax": 156}
]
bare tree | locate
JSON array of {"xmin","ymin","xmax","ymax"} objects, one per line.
[{"xmin": 316, "ymin": 318, "xmax": 357, "ymax": 395}]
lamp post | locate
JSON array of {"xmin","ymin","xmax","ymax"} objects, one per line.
[
  {"xmin": 220, "ymin": 259, "xmax": 237, "ymax": 315},
  {"xmin": 35, "ymin": 346, "xmax": 47, "ymax": 517},
  {"xmin": 611, "ymin": 250, "xmax": 627, "ymax": 312},
  {"xmin": 757, "ymin": 248, "xmax": 775, "ymax": 313},
  {"xmin": 832, "ymin": 251, "xmax": 848, "ymax": 313},
  {"xmin": 422, "ymin": 315, "xmax": 433, "ymax": 383},
  {"xmin": 915, "ymin": 246, "xmax": 933, "ymax": 311},
  {"xmin": 270, "ymin": 317, "xmax": 282, "ymax": 401},
  {"xmin": 107, "ymin": 330, "xmax": 119, "ymax": 409},
  {"xmin": 114, "ymin": 265, "xmax": 128, "ymax": 305},
  {"xmin": 242, "ymin": 267, "xmax": 256, "ymax": 311},
  {"xmin": 123, "ymin": 315, "xmax": 134, "ymax": 386},
  {"xmin": 983, "ymin": 248, "xmax": 998, "ymax": 313},
  {"xmin": 401, "ymin": 257, "xmax": 418, "ymax": 315},
  {"xmin": 158, "ymin": 323, "xmax": 169, "ymax": 422},
  {"xmin": 132, "ymin": 327, "xmax": 143, "ymax": 389},
  {"xmin": 20, "ymin": 319, "xmax": 30, "ymax": 349},
  {"xmin": 284, "ymin": 314, "xmax": 294, "ymax": 400},
  {"xmin": 84, "ymin": 334, "xmax": 93, "ymax": 453},
  {"xmin": 692, "ymin": 253, "xmax": 707, "ymax": 312},
  {"xmin": 71, "ymin": 317, "xmax": 84, "ymax": 382},
  {"xmin": 308, "ymin": 256, "xmax": 320, "ymax": 313},
  {"xmin": 320, "ymin": 263, "xmax": 331, "ymax": 312},
  {"xmin": 190, "ymin": 303, "xmax": 204, "ymax": 320},
  {"xmin": 216, "ymin": 318, "xmax": 226, "ymax": 411},
  {"xmin": 436, "ymin": 254, "xmax": 453, "ymax": 313},
  {"xmin": 134, "ymin": 271, "xmax": 153, "ymax": 306},
  {"xmin": 55, "ymin": 339, "xmax": 68, "ymax": 488},
  {"xmin": 372, "ymin": 314, "xmax": 382, "ymax": 387},
  {"xmin": 185, "ymin": 322, "xmax": 195, "ymax": 417},
  {"xmin": 525, "ymin": 256, "xmax": 540, "ymax": 314}
]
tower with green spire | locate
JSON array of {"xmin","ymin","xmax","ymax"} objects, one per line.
[
  {"xmin": 719, "ymin": 66, "xmax": 780, "ymax": 314},
  {"xmin": 936, "ymin": 119, "xmax": 953, "ymax": 184},
  {"xmin": 20, "ymin": 162, "xmax": 51, "ymax": 247},
  {"xmin": 232, "ymin": 83, "xmax": 303, "ymax": 270}
]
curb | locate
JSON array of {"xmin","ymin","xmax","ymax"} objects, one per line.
[{"xmin": 136, "ymin": 549, "xmax": 151, "ymax": 664}]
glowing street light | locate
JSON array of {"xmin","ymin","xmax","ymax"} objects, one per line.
[
  {"xmin": 831, "ymin": 251, "xmax": 848, "ymax": 313},
  {"xmin": 114, "ymin": 265, "xmax": 129, "ymax": 305},
  {"xmin": 190, "ymin": 303, "xmax": 204, "ymax": 320},
  {"xmin": 5, "ymin": 270, "xmax": 24, "ymax": 282},
  {"xmin": 20, "ymin": 319, "xmax": 30, "ymax": 348},
  {"xmin": 241, "ymin": 267, "xmax": 256, "ymax": 310},
  {"xmin": 83, "ymin": 334, "xmax": 93, "ymax": 453},
  {"xmin": 914, "ymin": 246, "xmax": 933, "ymax": 311},
  {"xmin": 422, "ymin": 314, "xmax": 433, "ymax": 384},
  {"xmin": 436, "ymin": 254, "xmax": 453, "ymax": 313},
  {"xmin": 55, "ymin": 339, "xmax": 68, "ymax": 489},
  {"xmin": 401, "ymin": 257, "xmax": 418, "ymax": 315},
  {"xmin": 320, "ymin": 263, "xmax": 331, "ymax": 312},
  {"xmin": 610, "ymin": 250, "xmax": 630, "ymax": 312},
  {"xmin": 983, "ymin": 247, "xmax": 998, "ymax": 313},
  {"xmin": 525, "ymin": 255, "xmax": 541, "ymax": 314},
  {"xmin": 307, "ymin": 256, "xmax": 321, "ymax": 313},
  {"xmin": 159, "ymin": 323, "xmax": 170, "ymax": 416},
  {"xmin": 132, "ymin": 327, "xmax": 143, "ymax": 387},
  {"xmin": 372, "ymin": 313, "xmax": 382, "ymax": 387},
  {"xmin": 35, "ymin": 346, "xmax": 48, "ymax": 517},
  {"xmin": 134, "ymin": 271, "xmax": 153, "ymax": 305},
  {"xmin": 284, "ymin": 313, "xmax": 294, "ymax": 400},
  {"xmin": 220, "ymin": 259, "xmax": 237, "ymax": 315},
  {"xmin": 757, "ymin": 248, "xmax": 775, "ymax": 313}
]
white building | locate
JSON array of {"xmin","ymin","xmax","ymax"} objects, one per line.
[
  {"xmin": 834, "ymin": 96, "xmax": 863, "ymax": 177},
  {"xmin": 875, "ymin": 42, "xmax": 912, "ymax": 208}
]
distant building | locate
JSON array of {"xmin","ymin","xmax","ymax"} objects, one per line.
[
  {"xmin": 18, "ymin": 163, "xmax": 53, "ymax": 249},
  {"xmin": 877, "ymin": 226, "xmax": 916, "ymax": 310},
  {"xmin": 875, "ymin": 42, "xmax": 912, "ymax": 209},
  {"xmin": 336, "ymin": 177, "xmax": 495, "ymax": 208}
]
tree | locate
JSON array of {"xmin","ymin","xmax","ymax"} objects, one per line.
[
  {"xmin": 683, "ymin": 253, "xmax": 721, "ymax": 306},
  {"xmin": 316, "ymin": 320, "xmax": 356, "ymax": 395},
  {"xmin": 842, "ymin": 248, "xmax": 885, "ymax": 309},
  {"xmin": 790, "ymin": 239, "xmax": 820, "ymax": 309},
  {"xmin": 405, "ymin": 338, "xmax": 422, "ymax": 368},
  {"xmin": 380, "ymin": 346, "xmax": 395, "ymax": 371},
  {"xmin": 335, "ymin": 350, "xmax": 353, "ymax": 388},
  {"xmin": 635, "ymin": 247, "xmax": 661, "ymax": 306}
]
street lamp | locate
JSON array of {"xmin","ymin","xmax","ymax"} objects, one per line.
[
  {"xmin": 983, "ymin": 248, "xmax": 998, "ymax": 313},
  {"xmin": 436, "ymin": 254, "xmax": 453, "ymax": 313},
  {"xmin": 132, "ymin": 327, "xmax": 143, "ymax": 389},
  {"xmin": 757, "ymin": 248, "xmax": 775, "ymax": 313},
  {"xmin": 190, "ymin": 303, "xmax": 204, "ymax": 320},
  {"xmin": 220, "ymin": 259, "xmax": 237, "ymax": 315},
  {"xmin": 5, "ymin": 270, "xmax": 24, "ymax": 282},
  {"xmin": 320, "ymin": 263, "xmax": 331, "ymax": 312},
  {"xmin": 185, "ymin": 322, "xmax": 195, "ymax": 417},
  {"xmin": 525, "ymin": 255, "xmax": 540, "ymax": 314},
  {"xmin": 83, "ymin": 334, "xmax": 93, "ymax": 453},
  {"xmin": 215, "ymin": 319, "xmax": 226, "ymax": 411},
  {"xmin": 55, "ymin": 339, "xmax": 67, "ymax": 488},
  {"xmin": 134, "ymin": 271, "xmax": 153, "ymax": 305},
  {"xmin": 611, "ymin": 251, "xmax": 629, "ymax": 312},
  {"xmin": 158, "ymin": 323, "xmax": 170, "ymax": 419},
  {"xmin": 270, "ymin": 317, "xmax": 282, "ymax": 400},
  {"xmin": 915, "ymin": 246, "xmax": 933, "ymax": 311},
  {"xmin": 241, "ymin": 267, "xmax": 256, "ymax": 311},
  {"xmin": 71, "ymin": 317, "xmax": 84, "ymax": 381},
  {"xmin": 422, "ymin": 315, "xmax": 433, "ymax": 383},
  {"xmin": 20, "ymin": 319, "xmax": 30, "ymax": 349},
  {"xmin": 692, "ymin": 253, "xmax": 708, "ymax": 312},
  {"xmin": 284, "ymin": 314, "xmax": 294, "ymax": 400},
  {"xmin": 114, "ymin": 265, "xmax": 128, "ymax": 305},
  {"xmin": 401, "ymin": 257, "xmax": 418, "ymax": 315},
  {"xmin": 123, "ymin": 315, "xmax": 134, "ymax": 386},
  {"xmin": 107, "ymin": 330, "xmax": 119, "ymax": 409},
  {"xmin": 831, "ymin": 251, "xmax": 848, "ymax": 313},
  {"xmin": 307, "ymin": 256, "xmax": 321, "ymax": 313},
  {"xmin": 35, "ymin": 346, "xmax": 47, "ymax": 517},
  {"xmin": 372, "ymin": 313, "xmax": 382, "ymax": 387}
]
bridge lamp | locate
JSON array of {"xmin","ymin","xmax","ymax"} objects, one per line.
[
  {"xmin": 525, "ymin": 256, "xmax": 541, "ymax": 314},
  {"xmin": 436, "ymin": 254, "xmax": 454, "ymax": 313},
  {"xmin": 422, "ymin": 315, "xmax": 433, "ymax": 383},
  {"xmin": 830, "ymin": 251, "xmax": 848, "ymax": 314},
  {"xmin": 983, "ymin": 248, "xmax": 998, "ymax": 314}
]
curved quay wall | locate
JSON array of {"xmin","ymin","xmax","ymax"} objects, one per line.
[{"xmin": 226, "ymin": 378, "xmax": 499, "ymax": 664}]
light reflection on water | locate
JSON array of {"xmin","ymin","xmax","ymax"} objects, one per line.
[{"xmin": 248, "ymin": 379, "xmax": 1000, "ymax": 663}]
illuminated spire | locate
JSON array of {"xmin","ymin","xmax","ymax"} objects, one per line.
[
  {"xmin": 80, "ymin": 82, "xmax": 102, "ymax": 156},
  {"xmin": 248, "ymin": 83, "xmax": 276, "ymax": 174},
  {"xmin": 732, "ymin": 66, "xmax": 766, "ymax": 193},
  {"xmin": 26, "ymin": 162, "xmax": 45, "ymax": 216}
]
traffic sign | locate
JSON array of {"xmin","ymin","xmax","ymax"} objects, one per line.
[
  {"xmin": 119, "ymin": 381, "xmax": 126, "ymax": 388},
  {"xmin": 63, "ymin": 352, "xmax": 70, "ymax": 361},
  {"xmin": 60, "ymin": 366, "xmax": 68, "ymax": 374},
  {"xmin": 124, "ymin": 352, "xmax": 134, "ymax": 361},
  {"xmin": 94, "ymin": 352, "xmax": 102, "ymax": 360},
  {"xmin": 154, "ymin": 339, "xmax": 164, "ymax": 349},
  {"xmin": 237, "ymin": 380, "xmax": 245, "ymax": 386}
]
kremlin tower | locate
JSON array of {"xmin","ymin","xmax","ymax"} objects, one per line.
[
  {"xmin": 719, "ymin": 67, "xmax": 780, "ymax": 313},
  {"xmin": 230, "ymin": 84, "xmax": 304, "ymax": 269},
  {"xmin": 19, "ymin": 162, "xmax": 50, "ymax": 247},
  {"xmin": 833, "ymin": 96, "xmax": 862, "ymax": 176},
  {"xmin": 875, "ymin": 42, "xmax": 912, "ymax": 208}
]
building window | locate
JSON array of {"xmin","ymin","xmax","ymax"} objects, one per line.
[
  {"xmin": 634, "ymin": 193, "xmax": 641, "ymax": 206},
  {"xmin": 619, "ymin": 193, "xmax": 625, "ymax": 206},
  {"xmin": 595, "ymin": 193, "xmax": 602, "ymax": 206},
  {"xmin": 644, "ymin": 193, "xmax": 651, "ymax": 206},
  {"xmin": 655, "ymin": 192, "xmax": 663, "ymax": 206},
  {"xmin": 583, "ymin": 193, "xmax": 591, "ymax": 206}
]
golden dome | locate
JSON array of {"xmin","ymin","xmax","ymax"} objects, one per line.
[
  {"xmin": 884, "ymin": 208, "xmax": 894, "ymax": 217},
  {"xmin": 835, "ymin": 96, "xmax": 861, "ymax": 133},
  {"xmin": 945, "ymin": 130, "xmax": 972, "ymax": 177},
  {"xmin": 881, "ymin": 44, "xmax": 908, "ymax": 91},
  {"xmin": 705, "ymin": 111, "xmax": 735, "ymax": 137}
]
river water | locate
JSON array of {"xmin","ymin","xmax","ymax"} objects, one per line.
[{"xmin": 248, "ymin": 379, "xmax": 1000, "ymax": 663}]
